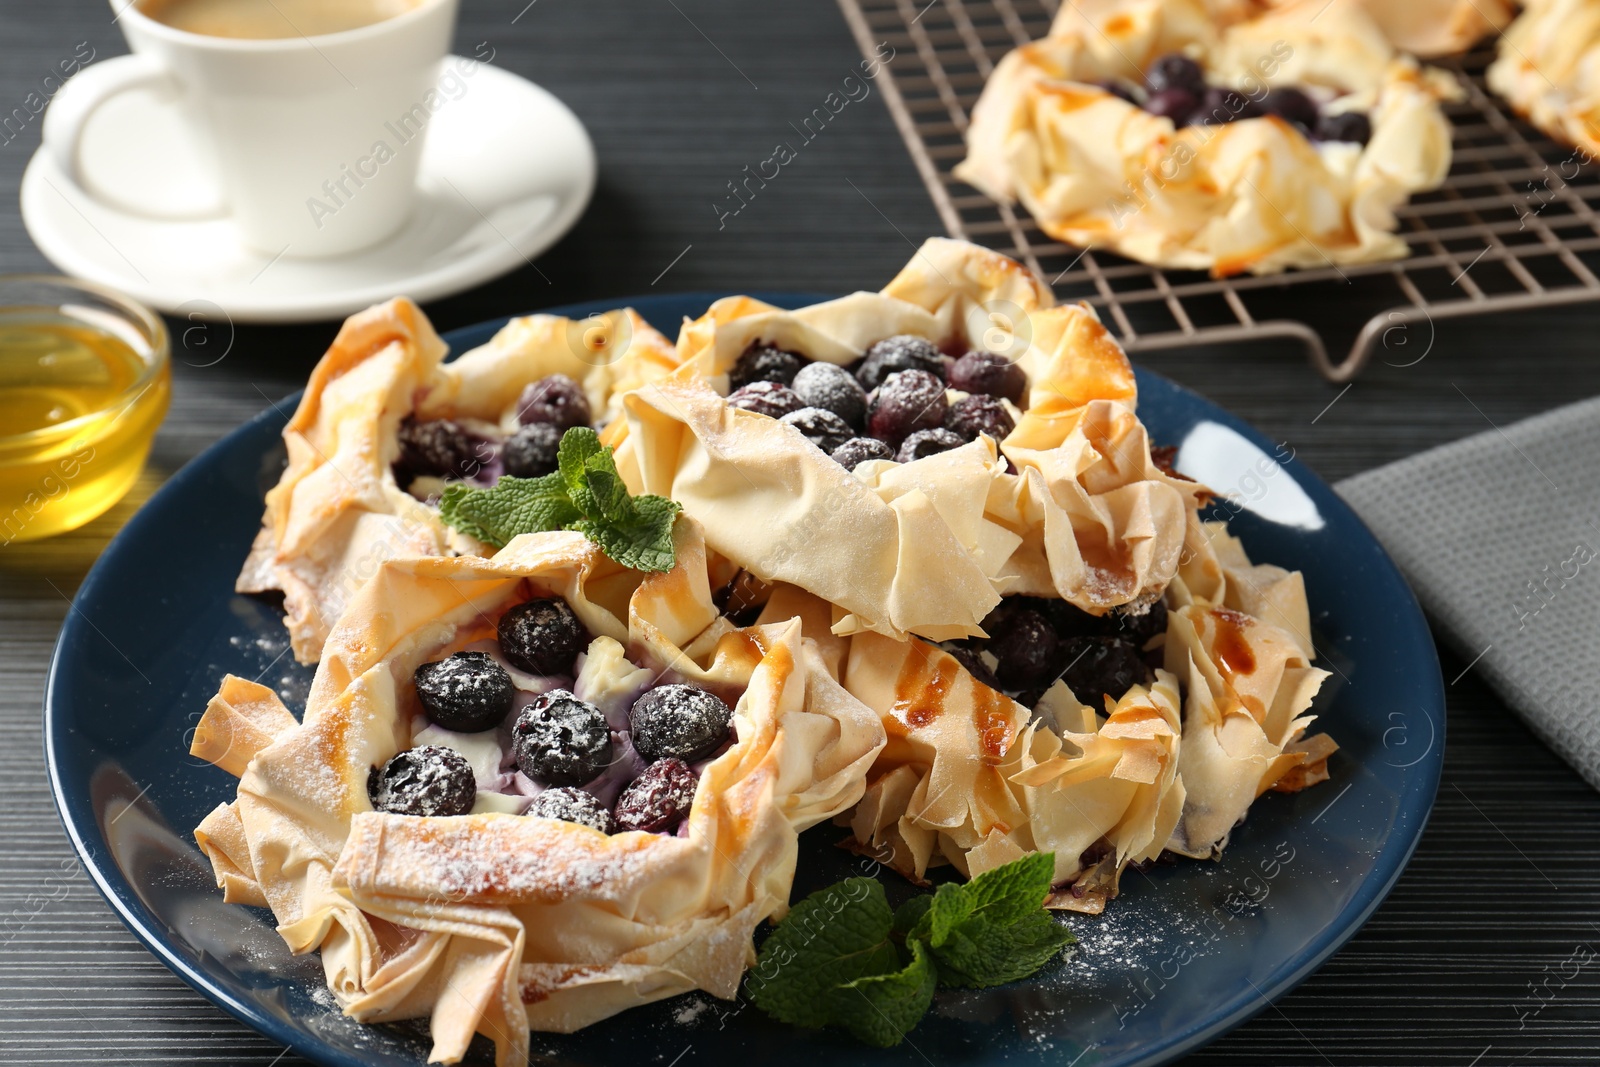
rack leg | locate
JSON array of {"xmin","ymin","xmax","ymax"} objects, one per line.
[{"xmin": 1315, "ymin": 307, "xmax": 1436, "ymax": 383}]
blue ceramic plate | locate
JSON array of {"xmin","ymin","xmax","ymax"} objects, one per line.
[{"xmin": 45, "ymin": 293, "xmax": 1443, "ymax": 1067}]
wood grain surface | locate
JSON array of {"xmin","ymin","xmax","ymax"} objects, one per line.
[{"xmin": 2, "ymin": 1, "xmax": 1598, "ymax": 1064}]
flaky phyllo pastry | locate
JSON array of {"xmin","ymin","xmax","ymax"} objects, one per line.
[
  {"xmin": 589, "ymin": 238, "xmax": 1334, "ymax": 911},
  {"xmin": 840, "ymin": 515, "xmax": 1336, "ymax": 912},
  {"xmin": 1341, "ymin": 0, "xmax": 1513, "ymax": 57},
  {"xmin": 239, "ymin": 298, "xmax": 678, "ymax": 664},
  {"xmin": 954, "ymin": 0, "xmax": 1458, "ymax": 275},
  {"xmin": 191, "ymin": 519, "xmax": 885, "ymax": 1064},
  {"xmin": 616, "ymin": 237, "xmax": 1198, "ymax": 641},
  {"xmin": 1488, "ymin": 0, "xmax": 1600, "ymax": 160}
]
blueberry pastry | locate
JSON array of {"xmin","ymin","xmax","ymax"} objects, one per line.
[
  {"xmin": 955, "ymin": 0, "xmax": 1459, "ymax": 275},
  {"xmin": 236, "ymin": 301, "xmax": 679, "ymax": 664},
  {"xmin": 842, "ymin": 521, "xmax": 1335, "ymax": 913},
  {"xmin": 1350, "ymin": 0, "xmax": 1512, "ymax": 57},
  {"xmin": 191, "ymin": 520, "xmax": 885, "ymax": 1062},
  {"xmin": 618, "ymin": 237, "xmax": 1202, "ymax": 642},
  {"xmin": 1488, "ymin": 0, "xmax": 1600, "ymax": 161}
]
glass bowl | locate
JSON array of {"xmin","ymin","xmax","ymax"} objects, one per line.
[{"xmin": 0, "ymin": 276, "xmax": 171, "ymax": 543}]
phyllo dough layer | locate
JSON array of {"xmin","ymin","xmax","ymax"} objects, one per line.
[
  {"xmin": 194, "ymin": 520, "xmax": 885, "ymax": 1064},
  {"xmin": 955, "ymin": 0, "xmax": 1458, "ymax": 276}
]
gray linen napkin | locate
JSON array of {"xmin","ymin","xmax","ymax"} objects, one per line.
[{"xmin": 1337, "ymin": 396, "xmax": 1600, "ymax": 791}]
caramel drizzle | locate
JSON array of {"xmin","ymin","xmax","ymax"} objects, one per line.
[
  {"xmin": 1209, "ymin": 607, "xmax": 1265, "ymax": 721},
  {"xmin": 891, "ymin": 641, "xmax": 958, "ymax": 730},
  {"xmin": 891, "ymin": 642, "xmax": 1017, "ymax": 762},
  {"xmin": 1209, "ymin": 607, "xmax": 1257, "ymax": 679},
  {"xmin": 972, "ymin": 683, "xmax": 1015, "ymax": 763}
]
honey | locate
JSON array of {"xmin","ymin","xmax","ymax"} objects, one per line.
[{"xmin": 0, "ymin": 304, "xmax": 170, "ymax": 544}]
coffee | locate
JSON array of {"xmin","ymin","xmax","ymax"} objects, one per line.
[{"xmin": 140, "ymin": 0, "xmax": 422, "ymax": 40}]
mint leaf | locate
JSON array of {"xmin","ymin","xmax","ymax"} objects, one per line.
[
  {"xmin": 747, "ymin": 878, "xmax": 901, "ymax": 1028},
  {"xmin": 927, "ymin": 908, "xmax": 1073, "ymax": 988},
  {"xmin": 557, "ymin": 427, "xmax": 607, "ymax": 513},
  {"xmin": 437, "ymin": 475, "xmax": 582, "ymax": 549},
  {"xmin": 892, "ymin": 893, "xmax": 932, "ymax": 940},
  {"xmin": 436, "ymin": 427, "xmax": 680, "ymax": 571},
  {"xmin": 831, "ymin": 939, "xmax": 937, "ymax": 1048},
  {"xmin": 579, "ymin": 455, "xmax": 636, "ymax": 524},
  {"xmin": 920, "ymin": 851, "xmax": 1073, "ymax": 988},
  {"xmin": 573, "ymin": 492, "xmax": 680, "ymax": 573},
  {"xmin": 747, "ymin": 854, "xmax": 1073, "ymax": 1046},
  {"xmin": 926, "ymin": 850, "xmax": 1058, "ymax": 941}
]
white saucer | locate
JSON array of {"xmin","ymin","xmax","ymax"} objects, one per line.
[{"xmin": 21, "ymin": 61, "xmax": 595, "ymax": 323}]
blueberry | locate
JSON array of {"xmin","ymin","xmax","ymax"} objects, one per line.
[
  {"xmin": 516, "ymin": 374, "xmax": 591, "ymax": 431},
  {"xmin": 897, "ymin": 427, "xmax": 966, "ymax": 463},
  {"xmin": 1195, "ymin": 86, "xmax": 1264, "ymax": 126},
  {"xmin": 1144, "ymin": 87, "xmax": 1199, "ymax": 125},
  {"xmin": 979, "ymin": 597, "xmax": 1029, "ymax": 640},
  {"xmin": 369, "ymin": 745, "xmax": 476, "ymax": 817},
  {"xmin": 985, "ymin": 595, "xmax": 1112, "ymax": 647},
  {"xmin": 1315, "ymin": 111, "xmax": 1371, "ymax": 146},
  {"xmin": 728, "ymin": 380, "xmax": 806, "ymax": 419},
  {"xmin": 1110, "ymin": 599, "xmax": 1168, "ymax": 649},
  {"xmin": 989, "ymin": 608, "xmax": 1062, "ymax": 690},
  {"xmin": 396, "ymin": 418, "xmax": 481, "ymax": 483},
  {"xmin": 629, "ymin": 683, "xmax": 733, "ymax": 763},
  {"xmin": 513, "ymin": 689, "xmax": 613, "ymax": 786},
  {"xmin": 780, "ymin": 406, "xmax": 856, "ymax": 454},
  {"xmin": 867, "ymin": 369, "xmax": 948, "ymax": 447},
  {"xmin": 945, "ymin": 394, "xmax": 1016, "ymax": 443},
  {"xmin": 948, "ymin": 350, "xmax": 1027, "ymax": 404},
  {"xmin": 1013, "ymin": 688, "xmax": 1049, "ymax": 710},
  {"xmin": 613, "ymin": 758, "xmax": 698, "ymax": 833},
  {"xmin": 730, "ymin": 343, "xmax": 806, "ymax": 389},
  {"xmin": 1150, "ymin": 443, "xmax": 1179, "ymax": 477},
  {"xmin": 502, "ymin": 422, "xmax": 562, "ymax": 478},
  {"xmin": 1043, "ymin": 598, "xmax": 1114, "ymax": 640},
  {"xmin": 945, "ymin": 642, "xmax": 1001, "ymax": 690},
  {"xmin": 1059, "ymin": 636, "xmax": 1154, "ymax": 705},
  {"xmin": 1095, "ymin": 78, "xmax": 1141, "ymax": 105},
  {"xmin": 1145, "ymin": 53, "xmax": 1205, "ymax": 97},
  {"xmin": 982, "ymin": 596, "xmax": 1057, "ymax": 641},
  {"xmin": 792, "ymin": 361, "xmax": 868, "ymax": 429},
  {"xmin": 830, "ymin": 436, "xmax": 897, "ymax": 471},
  {"xmin": 498, "ymin": 597, "xmax": 589, "ymax": 676},
  {"xmin": 526, "ymin": 786, "xmax": 614, "ymax": 833},
  {"xmin": 1262, "ymin": 87, "xmax": 1318, "ymax": 131},
  {"xmin": 856, "ymin": 335, "xmax": 948, "ymax": 391},
  {"xmin": 715, "ymin": 570, "xmax": 771, "ymax": 627},
  {"xmin": 413, "ymin": 651, "xmax": 515, "ymax": 732}
]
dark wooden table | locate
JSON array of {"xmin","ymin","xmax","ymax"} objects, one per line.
[{"xmin": 3, "ymin": 1, "xmax": 1599, "ymax": 1064}]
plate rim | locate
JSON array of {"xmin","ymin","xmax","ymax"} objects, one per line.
[{"xmin": 43, "ymin": 291, "xmax": 1445, "ymax": 1067}]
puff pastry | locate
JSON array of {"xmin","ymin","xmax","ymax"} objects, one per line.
[
  {"xmin": 616, "ymin": 237, "xmax": 1202, "ymax": 641},
  {"xmin": 193, "ymin": 519, "xmax": 886, "ymax": 1064},
  {"xmin": 238, "ymin": 300, "xmax": 679, "ymax": 664},
  {"xmin": 1488, "ymin": 0, "xmax": 1600, "ymax": 159},
  {"xmin": 956, "ymin": 0, "xmax": 1459, "ymax": 275}
]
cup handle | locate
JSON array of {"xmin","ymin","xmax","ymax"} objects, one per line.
[
  {"xmin": 43, "ymin": 54, "xmax": 224, "ymax": 220},
  {"xmin": 45, "ymin": 55, "xmax": 169, "ymax": 190}
]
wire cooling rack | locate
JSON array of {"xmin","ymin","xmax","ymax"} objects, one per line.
[{"xmin": 836, "ymin": 0, "xmax": 1600, "ymax": 381}]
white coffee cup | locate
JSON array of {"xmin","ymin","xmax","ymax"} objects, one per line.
[{"xmin": 42, "ymin": 0, "xmax": 460, "ymax": 259}]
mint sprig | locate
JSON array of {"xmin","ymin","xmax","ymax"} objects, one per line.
[
  {"xmin": 437, "ymin": 427, "xmax": 681, "ymax": 572},
  {"xmin": 747, "ymin": 852, "xmax": 1073, "ymax": 1046},
  {"xmin": 900, "ymin": 850, "xmax": 1070, "ymax": 987}
]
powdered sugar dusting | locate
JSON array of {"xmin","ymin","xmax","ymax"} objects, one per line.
[{"xmin": 341, "ymin": 813, "xmax": 690, "ymax": 904}]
